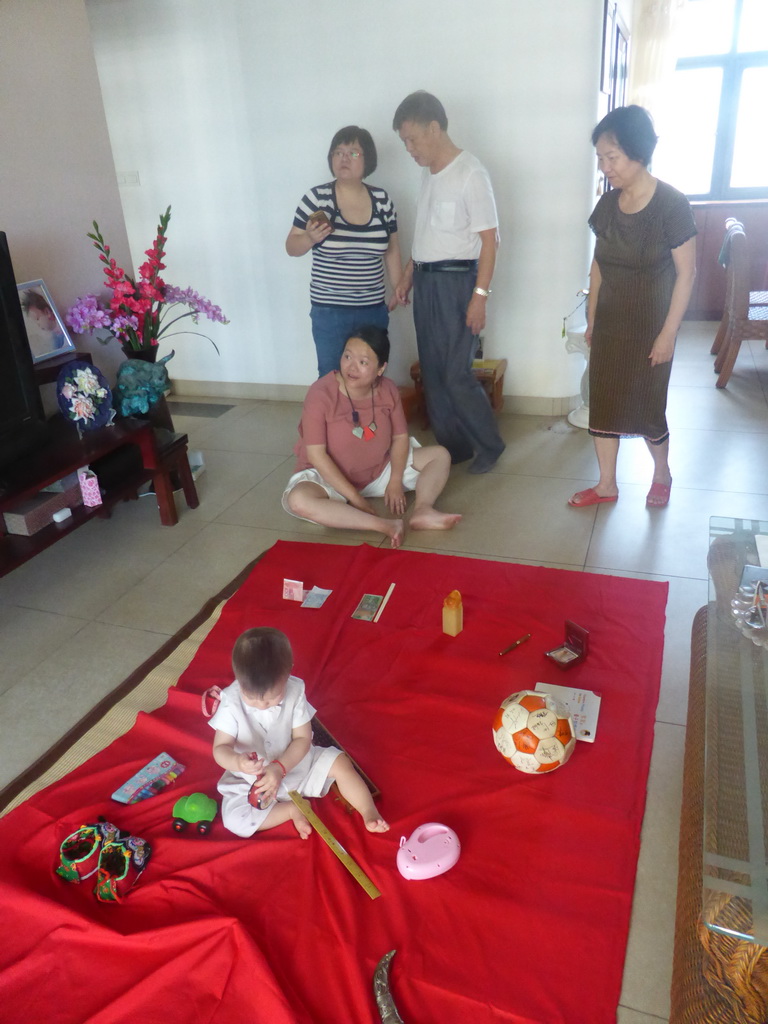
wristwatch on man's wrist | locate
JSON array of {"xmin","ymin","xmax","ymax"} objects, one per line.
[{"xmin": 474, "ymin": 286, "xmax": 491, "ymax": 297}]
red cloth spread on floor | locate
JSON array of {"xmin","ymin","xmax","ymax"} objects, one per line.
[{"xmin": 0, "ymin": 541, "xmax": 668, "ymax": 1023}]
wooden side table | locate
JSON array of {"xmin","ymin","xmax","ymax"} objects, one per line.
[
  {"xmin": 0, "ymin": 419, "xmax": 201, "ymax": 577},
  {"xmin": 145, "ymin": 429, "xmax": 200, "ymax": 527},
  {"xmin": 397, "ymin": 385, "xmax": 424, "ymax": 424},
  {"xmin": 1, "ymin": 418, "xmax": 153, "ymax": 577}
]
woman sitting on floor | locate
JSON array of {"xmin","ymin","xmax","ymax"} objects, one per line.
[{"xmin": 282, "ymin": 325, "xmax": 461, "ymax": 547}]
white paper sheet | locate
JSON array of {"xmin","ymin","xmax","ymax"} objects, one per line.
[{"xmin": 534, "ymin": 682, "xmax": 601, "ymax": 743}]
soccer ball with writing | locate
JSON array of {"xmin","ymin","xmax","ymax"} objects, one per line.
[{"xmin": 492, "ymin": 690, "xmax": 576, "ymax": 774}]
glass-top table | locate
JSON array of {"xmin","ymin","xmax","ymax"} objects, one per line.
[{"xmin": 704, "ymin": 516, "xmax": 768, "ymax": 946}]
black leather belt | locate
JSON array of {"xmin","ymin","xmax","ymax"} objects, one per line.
[{"xmin": 412, "ymin": 260, "xmax": 478, "ymax": 272}]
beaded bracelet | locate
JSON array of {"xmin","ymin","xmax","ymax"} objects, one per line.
[{"xmin": 272, "ymin": 759, "xmax": 287, "ymax": 779}]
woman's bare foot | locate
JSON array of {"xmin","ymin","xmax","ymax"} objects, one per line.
[
  {"xmin": 410, "ymin": 507, "xmax": 462, "ymax": 531},
  {"xmin": 364, "ymin": 814, "xmax": 390, "ymax": 833},
  {"xmin": 385, "ymin": 519, "xmax": 404, "ymax": 548},
  {"xmin": 646, "ymin": 476, "xmax": 672, "ymax": 508},
  {"xmin": 289, "ymin": 804, "xmax": 312, "ymax": 839}
]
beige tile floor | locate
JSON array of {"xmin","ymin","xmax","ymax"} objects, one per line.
[{"xmin": 1, "ymin": 321, "xmax": 768, "ymax": 1022}]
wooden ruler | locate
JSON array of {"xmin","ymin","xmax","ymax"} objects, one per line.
[{"xmin": 288, "ymin": 790, "xmax": 381, "ymax": 900}]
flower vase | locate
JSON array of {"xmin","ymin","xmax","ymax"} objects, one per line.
[
  {"xmin": 121, "ymin": 344, "xmax": 158, "ymax": 364},
  {"xmin": 116, "ymin": 348, "xmax": 175, "ymax": 433}
]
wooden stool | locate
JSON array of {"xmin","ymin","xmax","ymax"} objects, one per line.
[
  {"xmin": 409, "ymin": 358, "xmax": 507, "ymax": 429},
  {"xmin": 146, "ymin": 430, "xmax": 200, "ymax": 526},
  {"xmin": 471, "ymin": 358, "xmax": 508, "ymax": 412},
  {"xmin": 398, "ymin": 385, "xmax": 424, "ymax": 424}
]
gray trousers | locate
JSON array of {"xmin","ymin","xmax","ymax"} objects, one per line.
[{"xmin": 413, "ymin": 269, "xmax": 504, "ymax": 463}]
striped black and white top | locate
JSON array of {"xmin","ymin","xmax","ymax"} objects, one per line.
[{"xmin": 293, "ymin": 182, "xmax": 397, "ymax": 307}]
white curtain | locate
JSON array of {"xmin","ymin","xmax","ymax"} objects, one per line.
[{"xmin": 628, "ymin": 0, "xmax": 688, "ymax": 114}]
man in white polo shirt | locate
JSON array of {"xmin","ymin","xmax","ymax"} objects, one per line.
[{"xmin": 393, "ymin": 91, "xmax": 505, "ymax": 474}]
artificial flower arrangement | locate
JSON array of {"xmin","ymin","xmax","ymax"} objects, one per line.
[
  {"xmin": 66, "ymin": 205, "xmax": 228, "ymax": 354},
  {"xmin": 57, "ymin": 360, "xmax": 115, "ymax": 432}
]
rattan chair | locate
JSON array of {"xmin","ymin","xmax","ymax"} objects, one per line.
[{"xmin": 710, "ymin": 219, "xmax": 768, "ymax": 388}]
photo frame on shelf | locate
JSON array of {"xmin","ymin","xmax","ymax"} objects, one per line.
[{"xmin": 16, "ymin": 279, "xmax": 76, "ymax": 364}]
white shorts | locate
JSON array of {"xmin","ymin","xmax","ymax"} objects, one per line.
[
  {"xmin": 217, "ymin": 743, "xmax": 341, "ymax": 838},
  {"xmin": 282, "ymin": 437, "xmax": 422, "ymax": 522}
]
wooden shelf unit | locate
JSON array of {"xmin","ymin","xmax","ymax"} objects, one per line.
[{"xmin": 0, "ymin": 417, "xmax": 195, "ymax": 577}]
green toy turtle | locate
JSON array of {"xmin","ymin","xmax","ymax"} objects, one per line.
[{"xmin": 172, "ymin": 792, "xmax": 218, "ymax": 835}]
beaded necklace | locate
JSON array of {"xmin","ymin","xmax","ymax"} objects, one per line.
[{"xmin": 340, "ymin": 376, "xmax": 377, "ymax": 440}]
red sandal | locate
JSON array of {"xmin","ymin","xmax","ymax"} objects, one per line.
[
  {"xmin": 646, "ymin": 481, "xmax": 671, "ymax": 508},
  {"xmin": 568, "ymin": 488, "xmax": 618, "ymax": 507}
]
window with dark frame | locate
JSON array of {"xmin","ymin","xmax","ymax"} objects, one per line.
[{"xmin": 652, "ymin": 0, "xmax": 768, "ymax": 201}]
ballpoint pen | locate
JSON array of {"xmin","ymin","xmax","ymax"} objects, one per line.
[{"xmin": 499, "ymin": 632, "xmax": 531, "ymax": 657}]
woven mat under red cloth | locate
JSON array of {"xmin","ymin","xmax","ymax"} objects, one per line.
[{"xmin": 0, "ymin": 541, "xmax": 667, "ymax": 1024}]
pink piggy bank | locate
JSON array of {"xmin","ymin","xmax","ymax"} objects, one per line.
[{"xmin": 396, "ymin": 823, "xmax": 460, "ymax": 880}]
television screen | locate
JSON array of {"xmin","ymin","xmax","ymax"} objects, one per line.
[{"xmin": 0, "ymin": 231, "xmax": 48, "ymax": 484}]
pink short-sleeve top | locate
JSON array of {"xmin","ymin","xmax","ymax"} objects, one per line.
[{"xmin": 293, "ymin": 373, "xmax": 408, "ymax": 490}]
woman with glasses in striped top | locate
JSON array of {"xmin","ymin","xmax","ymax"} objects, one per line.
[{"xmin": 286, "ymin": 126, "xmax": 403, "ymax": 377}]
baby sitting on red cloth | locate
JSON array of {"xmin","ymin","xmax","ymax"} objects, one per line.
[{"xmin": 208, "ymin": 626, "xmax": 389, "ymax": 838}]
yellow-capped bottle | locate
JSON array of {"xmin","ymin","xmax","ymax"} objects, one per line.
[{"xmin": 442, "ymin": 590, "xmax": 463, "ymax": 636}]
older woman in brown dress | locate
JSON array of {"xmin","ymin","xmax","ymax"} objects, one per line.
[{"xmin": 569, "ymin": 106, "xmax": 697, "ymax": 510}]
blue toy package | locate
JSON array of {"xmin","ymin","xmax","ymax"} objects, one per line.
[{"xmin": 111, "ymin": 752, "xmax": 185, "ymax": 804}]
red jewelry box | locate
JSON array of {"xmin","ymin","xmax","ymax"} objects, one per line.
[{"xmin": 545, "ymin": 620, "xmax": 589, "ymax": 669}]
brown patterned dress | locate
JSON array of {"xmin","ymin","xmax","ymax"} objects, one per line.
[{"xmin": 588, "ymin": 180, "xmax": 697, "ymax": 442}]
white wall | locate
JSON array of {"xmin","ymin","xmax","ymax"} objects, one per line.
[
  {"xmin": 0, "ymin": 0, "xmax": 131, "ymax": 385},
  {"xmin": 86, "ymin": 0, "xmax": 604, "ymax": 407}
]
